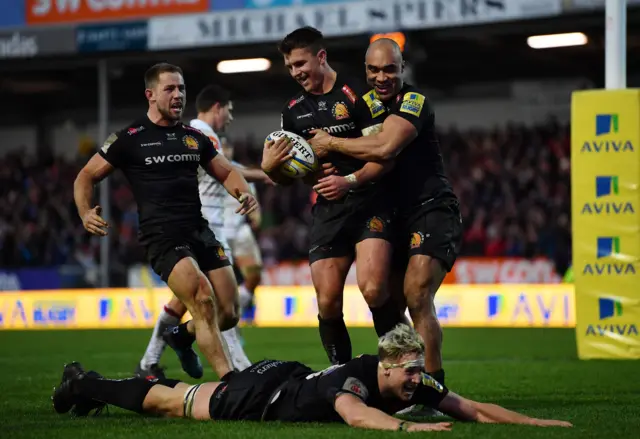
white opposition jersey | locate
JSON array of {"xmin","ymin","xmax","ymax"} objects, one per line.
[
  {"xmin": 191, "ymin": 118, "xmax": 226, "ymax": 229},
  {"xmin": 191, "ymin": 118, "xmax": 257, "ymax": 240},
  {"xmin": 222, "ymin": 162, "xmax": 256, "ymax": 236}
]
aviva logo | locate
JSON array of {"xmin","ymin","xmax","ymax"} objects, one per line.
[
  {"xmin": 586, "ymin": 297, "xmax": 638, "ymax": 337},
  {"xmin": 581, "ymin": 175, "xmax": 634, "ymax": 215},
  {"xmin": 598, "ymin": 297, "xmax": 622, "ymax": 320},
  {"xmin": 595, "ymin": 113, "xmax": 618, "ymax": 135},
  {"xmin": 582, "ymin": 237, "xmax": 636, "ymax": 276},
  {"xmin": 581, "ymin": 113, "xmax": 634, "ymax": 153}
]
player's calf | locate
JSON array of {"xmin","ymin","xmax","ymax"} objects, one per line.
[
  {"xmin": 204, "ymin": 266, "xmax": 241, "ymax": 331},
  {"xmin": 404, "ymin": 255, "xmax": 447, "ymax": 384},
  {"xmin": 356, "ymin": 238, "xmax": 408, "ymax": 337},
  {"xmin": 167, "ymin": 258, "xmax": 233, "ymax": 378},
  {"xmin": 311, "ymin": 256, "xmax": 353, "ymax": 365}
]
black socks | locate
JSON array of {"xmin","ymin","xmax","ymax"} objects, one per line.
[
  {"xmin": 172, "ymin": 322, "xmax": 196, "ymax": 347},
  {"xmin": 73, "ymin": 376, "xmax": 155, "ymax": 413},
  {"xmin": 318, "ymin": 314, "xmax": 352, "ymax": 365},
  {"xmin": 370, "ymin": 297, "xmax": 407, "ymax": 337}
]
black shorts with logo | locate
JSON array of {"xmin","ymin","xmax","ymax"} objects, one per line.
[
  {"xmin": 393, "ymin": 197, "xmax": 463, "ymax": 272},
  {"xmin": 309, "ymin": 191, "xmax": 394, "ymax": 264},
  {"xmin": 209, "ymin": 359, "xmax": 312, "ymax": 421},
  {"xmin": 139, "ymin": 221, "xmax": 231, "ymax": 282}
]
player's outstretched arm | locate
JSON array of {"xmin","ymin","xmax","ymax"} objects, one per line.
[
  {"xmin": 309, "ymin": 115, "xmax": 417, "ymax": 161},
  {"xmin": 437, "ymin": 392, "xmax": 573, "ymax": 427},
  {"xmin": 334, "ymin": 393, "xmax": 452, "ymax": 432},
  {"xmin": 74, "ymin": 153, "xmax": 115, "ymax": 236},
  {"xmin": 204, "ymin": 155, "xmax": 258, "ymax": 215}
]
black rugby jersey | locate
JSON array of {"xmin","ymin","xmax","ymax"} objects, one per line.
[
  {"xmin": 281, "ymin": 75, "xmax": 386, "ymax": 191},
  {"xmin": 384, "ymin": 85, "xmax": 455, "ymax": 209},
  {"xmin": 98, "ymin": 116, "xmax": 217, "ymax": 231},
  {"xmin": 270, "ymin": 354, "xmax": 449, "ymax": 423}
]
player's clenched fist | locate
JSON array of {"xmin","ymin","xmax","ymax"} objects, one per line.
[
  {"xmin": 235, "ymin": 189, "xmax": 258, "ymax": 215},
  {"xmin": 82, "ymin": 205, "xmax": 109, "ymax": 236}
]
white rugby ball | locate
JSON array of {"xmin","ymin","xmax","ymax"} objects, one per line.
[{"xmin": 265, "ymin": 130, "xmax": 319, "ymax": 179}]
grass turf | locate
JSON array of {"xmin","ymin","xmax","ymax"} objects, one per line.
[{"xmin": 1, "ymin": 327, "xmax": 638, "ymax": 438}]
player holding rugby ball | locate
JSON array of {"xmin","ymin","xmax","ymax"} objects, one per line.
[{"xmin": 261, "ymin": 27, "xmax": 409, "ymax": 366}]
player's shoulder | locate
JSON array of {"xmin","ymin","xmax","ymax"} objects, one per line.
[
  {"xmin": 111, "ymin": 119, "xmax": 148, "ymax": 139},
  {"xmin": 182, "ymin": 122, "xmax": 209, "ymax": 139},
  {"xmin": 393, "ymin": 84, "xmax": 433, "ymax": 117},
  {"xmin": 282, "ymin": 90, "xmax": 306, "ymax": 114},
  {"xmin": 348, "ymin": 354, "xmax": 379, "ymax": 372},
  {"xmin": 336, "ymin": 75, "xmax": 371, "ymax": 102}
]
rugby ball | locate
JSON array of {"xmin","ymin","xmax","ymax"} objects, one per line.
[{"xmin": 265, "ymin": 130, "xmax": 319, "ymax": 179}]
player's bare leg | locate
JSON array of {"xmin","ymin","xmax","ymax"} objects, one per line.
[
  {"xmin": 311, "ymin": 255, "xmax": 353, "ymax": 364},
  {"xmin": 142, "ymin": 382, "xmax": 220, "ymax": 419},
  {"xmin": 404, "ymin": 255, "xmax": 447, "ymax": 382},
  {"xmin": 355, "ymin": 238, "xmax": 409, "ymax": 336},
  {"xmin": 205, "ymin": 266, "xmax": 252, "ymax": 370},
  {"xmin": 235, "ymin": 256, "xmax": 262, "ymax": 321},
  {"xmin": 137, "ymin": 296, "xmax": 186, "ymax": 378},
  {"xmin": 166, "ymin": 257, "xmax": 233, "ymax": 378}
]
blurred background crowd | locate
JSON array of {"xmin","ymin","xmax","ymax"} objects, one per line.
[{"xmin": 0, "ymin": 117, "xmax": 572, "ymax": 275}]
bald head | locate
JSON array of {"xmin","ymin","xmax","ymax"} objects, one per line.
[
  {"xmin": 364, "ymin": 38, "xmax": 404, "ymax": 101},
  {"xmin": 366, "ymin": 38, "xmax": 403, "ymax": 64}
]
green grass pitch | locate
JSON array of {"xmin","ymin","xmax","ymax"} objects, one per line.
[{"xmin": 1, "ymin": 327, "xmax": 638, "ymax": 438}]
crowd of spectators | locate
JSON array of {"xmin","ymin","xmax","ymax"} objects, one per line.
[{"xmin": 0, "ymin": 119, "xmax": 571, "ymax": 277}]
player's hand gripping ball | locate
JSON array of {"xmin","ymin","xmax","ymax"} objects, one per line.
[{"xmin": 265, "ymin": 130, "xmax": 319, "ymax": 179}]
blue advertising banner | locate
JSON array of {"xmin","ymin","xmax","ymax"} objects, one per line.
[
  {"xmin": 76, "ymin": 21, "xmax": 148, "ymax": 53},
  {"xmin": 0, "ymin": 0, "xmax": 24, "ymax": 29},
  {"xmin": 0, "ymin": 269, "xmax": 61, "ymax": 291}
]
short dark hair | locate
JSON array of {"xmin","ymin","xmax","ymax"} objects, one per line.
[
  {"xmin": 144, "ymin": 63, "xmax": 183, "ymax": 89},
  {"xmin": 195, "ymin": 85, "xmax": 231, "ymax": 113},
  {"xmin": 277, "ymin": 26, "xmax": 325, "ymax": 55}
]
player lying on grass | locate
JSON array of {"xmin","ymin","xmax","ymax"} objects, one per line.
[{"xmin": 52, "ymin": 324, "xmax": 572, "ymax": 431}]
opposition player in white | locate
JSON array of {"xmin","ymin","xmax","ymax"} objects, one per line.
[
  {"xmin": 219, "ymin": 135, "xmax": 264, "ymax": 324},
  {"xmin": 136, "ymin": 85, "xmax": 269, "ymax": 379}
]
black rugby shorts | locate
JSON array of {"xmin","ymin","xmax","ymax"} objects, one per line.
[
  {"xmin": 394, "ymin": 197, "xmax": 463, "ymax": 272},
  {"xmin": 140, "ymin": 223, "xmax": 231, "ymax": 282},
  {"xmin": 309, "ymin": 194, "xmax": 394, "ymax": 264},
  {"xmin": 209, "ymin": 359, "xmax": 312, "ymax": 421}
]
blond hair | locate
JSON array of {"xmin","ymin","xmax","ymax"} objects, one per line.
[{"xmin": 377, "ymin": 324, "xmax": 424, "ymax": 360}]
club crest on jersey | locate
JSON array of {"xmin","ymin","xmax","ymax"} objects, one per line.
[
  {"xmin": 183, "ymin": 135, "xmax": 199, "ymax": 150},
  {"xmin": 410, "ymin": 232, "xmax": 424, "ymax": 249},
  {"xmin": 127, "ymin": 125, "xmax": 145, "ymax": 136},
  {"xmin": 367, "ymin": 216, "xmax": 385, "ymax": 232},
  {"xmin": 400, "ymin": 92, "xmax": 425, "ymax": 117},
  {"xmin": 341, "ymin": 85, "xmax": 357, "ymax": 104},
  {"xmin": 363, "ymin": 90, "xmax": 385, "ymax": 118},
  {"xmin": 332, "ymin": 102, "xmax": 350, "ymax": 120}
]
